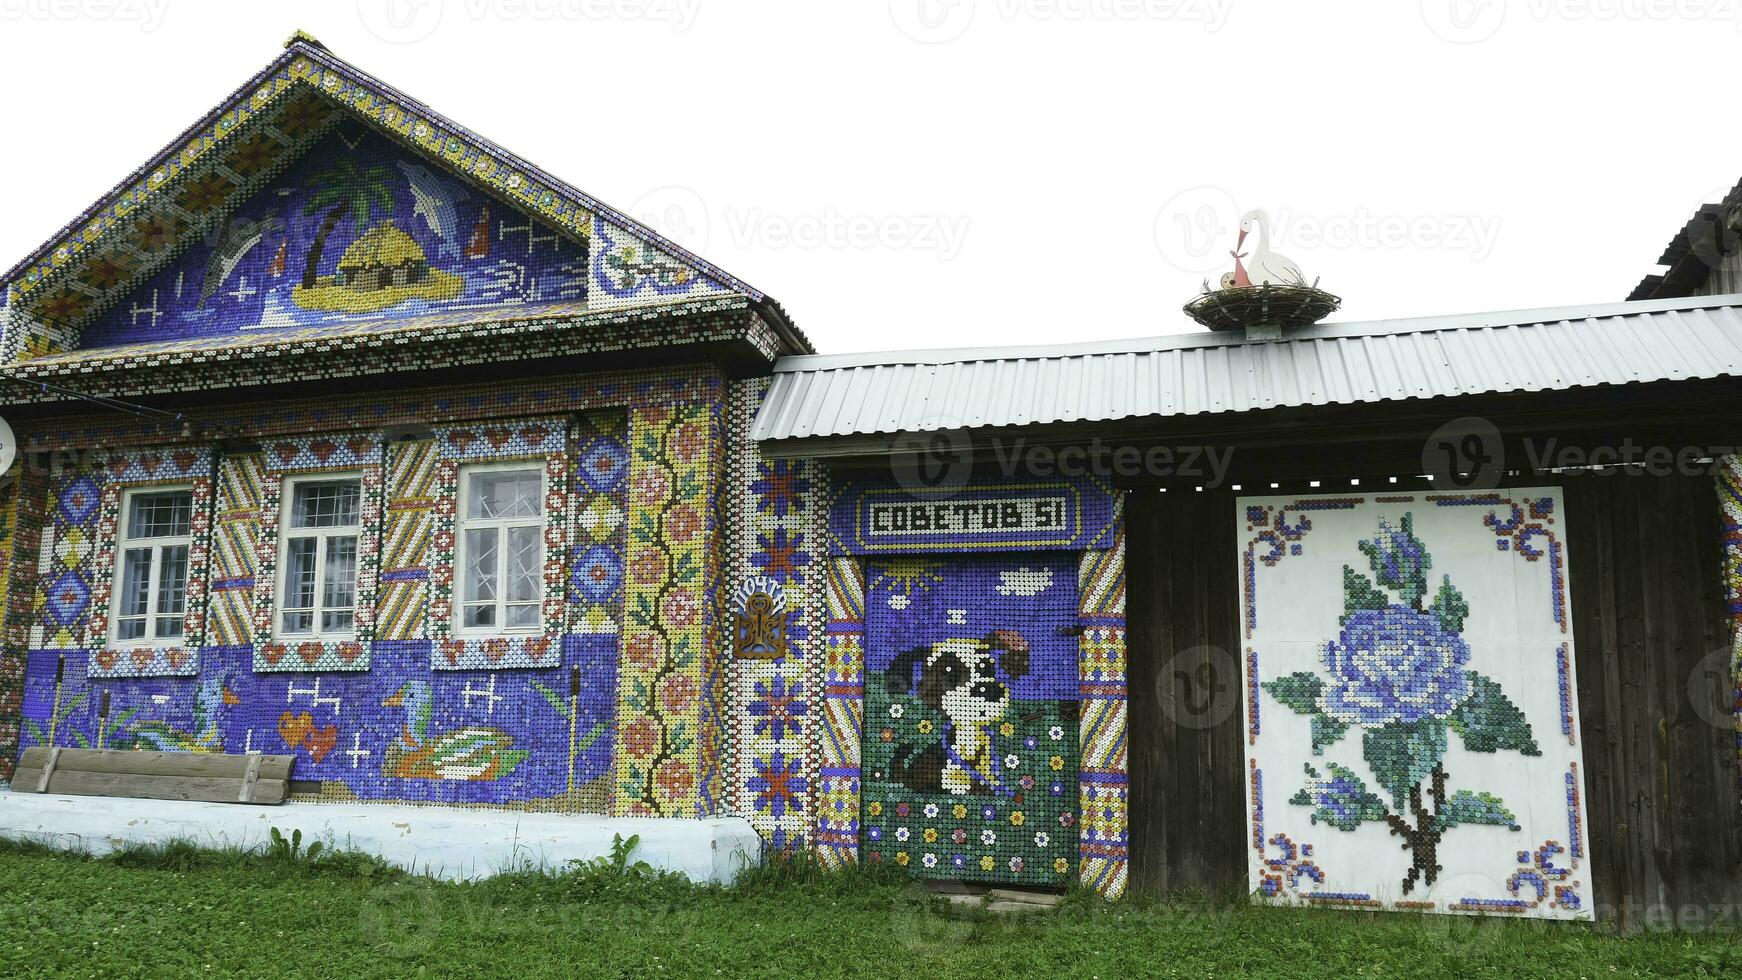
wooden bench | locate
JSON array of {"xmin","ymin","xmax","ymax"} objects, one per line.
[{"xmin": 12, "ymin": 747, "xmax": 295, "ymax": 805}]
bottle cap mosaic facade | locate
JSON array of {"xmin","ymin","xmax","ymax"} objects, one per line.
[{"xmin": 3, "ymin": 34, "xmax": 1736, "ymax": 919}]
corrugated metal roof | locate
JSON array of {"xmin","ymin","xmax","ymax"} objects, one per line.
[{"xmin": 750, "ymin": 295, "xmax": 1742, "ymax": 442}]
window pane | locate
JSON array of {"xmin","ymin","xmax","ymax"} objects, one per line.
[
  {"xmin": 119, "ymin": 548, "xmax": 152, "ymax": 617},
  {"xmin": 291, "ymin": 480, "xmax": 361, "ymax": 529},
  {"xmin": 321, "ymin": 609, "xmax": 352, "ymax": 633},
  {"xmin": 463, "ymin": 528, "xmax": 499, "ymax": 602},
  {"xmin": 127, "ymin": 491, "xmax": 192, "ymax": 538},
  {"xmin": 322, "ymin": 535, "xmax": 358, "ymax": 612},
  {"xmin": 506, "ymin": 525, "xmax": 541, "ymax": 603},
  {"xmin": 282, "ymin": 610, "xmax": 313, "ymax": 634},
  {"xmin": 463, "ymin": 604, "xmax": 496, "ymax": 629},
  {"xmin": 155, "ymin": 616, "xmax": 184, "ymax": 639},
  {"xmin": 284, "ymin": 537, "xmax": 318, "ymax": 611},
  {"xmin": 117, "ymin": 618, "xmax": 145, "ymax": 641},
  {"xmin": 156, "ymin": 545, "xmax": 188, "ymax": 616},
  {"xmin": 466, "ymin": 469, "xmax": 542, "ymax": 519},
  {"xmin": 506, "ymin": 603, "xmax": 539, "ymax": 630}
]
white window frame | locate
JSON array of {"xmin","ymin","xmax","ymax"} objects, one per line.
[
  {"xmin": 275, "ymin": 473, "xmax": 365, "ymax": 641},
  {"xmin": 110, "ymin": 483, "xmax": 195, "ymax": 648},
  {"xmin": 454, "ymin": 461, "xmax": 547, "ymax": 637}
]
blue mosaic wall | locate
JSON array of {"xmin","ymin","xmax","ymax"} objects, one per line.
[
  {"xmin": 81, "ymin": 128, "xmax": 587, "ymax": 348},
  {"xmin": 19, "ymin": 639, "xmax": 616, "ymax": 806}
]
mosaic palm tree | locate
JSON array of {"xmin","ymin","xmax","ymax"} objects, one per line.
[
  {"xmin": 299, "ymin": 156, "xmax": 395, "ymax": 289},
  {"xmin": 1263, "ymin": 514, "xmax": 1542, "ymax": 894}
]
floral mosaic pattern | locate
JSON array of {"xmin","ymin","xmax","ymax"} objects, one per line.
[
  {"xmin": 1239, "ymin": 491, "xmax": 1592, "ymax": 919},
  {"xmin": 612, "ymin": 402, "xmax": 720, "ymax": 816},
  {"xmin": 726, "ymin": 378, "xmax": 824, "ymax": 851}
]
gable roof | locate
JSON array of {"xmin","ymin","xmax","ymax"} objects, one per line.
[{"xmin": 0, "ymin": 32, "xmax": 808, "ymax": 365}]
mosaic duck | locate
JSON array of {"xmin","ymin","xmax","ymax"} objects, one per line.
[
  {"xmin": 381, "ymin": 680, "xmax": 528, "ymax": 781},
  {"xmin": 129, "ymin": 674, "xmax": 238, "ymax": 753}
]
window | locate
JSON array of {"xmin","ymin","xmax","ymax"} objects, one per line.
[
  {"xmin": 278, "ymin": 476, "xmax": 363, "ymax": 637},
  {"xmin": 456, "ymin": 463, "xmax": 545, "ymax": 634},
  {"xmin": 113, "ymin": 487, "xmax": 194, "ymax": 645}
]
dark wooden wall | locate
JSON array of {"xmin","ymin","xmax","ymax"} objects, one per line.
[
  {"xmin": 1124, "ymin": 474, "xmax": 1742, "ymax": 924},
  {"xmin": 1563, "ymin": 471, "xmax": 1742, "ymax": 927},
  {"xmin": 1125, "ymin": 487, "xmax": 1246, "ymax": 896}
]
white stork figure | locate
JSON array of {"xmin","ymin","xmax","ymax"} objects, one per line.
[{"xmin": 1235, "ymin": 209, "xmax": 1306, "ymax": 286}]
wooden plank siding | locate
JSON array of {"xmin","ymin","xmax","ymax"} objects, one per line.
[
  {"xmin": 1125, "ymin": 487, "xmax": 1246, "ymax": 897},
  {"xmin": 1562, "ymin": 471, "xmax": 1742, "ymax": 927}
]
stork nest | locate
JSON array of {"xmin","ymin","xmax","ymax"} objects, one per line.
[{"xmin": 1183, "ymin": 283, "xmax": 1342, "ymax": 332}]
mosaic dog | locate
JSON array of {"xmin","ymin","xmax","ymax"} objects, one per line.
[{"xmin": 885, "ymin": 629, "xmax": 1030, "ymax": 795}]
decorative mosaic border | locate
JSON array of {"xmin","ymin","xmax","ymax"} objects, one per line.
[
  {"xmin": 31, "ymin": 467, "xmax": 101, "ymax": 652},
  {"xmin": 85, "ymin": 449, "xmax": 216, "ymax": 678},
  {"xmin": 0, "ymin": 476, "xmax": 23, "ymax": 783},
  {"xmin": 375, "ymin": 440, "xmax": 437, "ymax": 643},
  {"xmin": 427, "ymin": 418, "xmax": 569, "ymax": 671},
  {"xmin": 208, "ymin": 453, "xmax": 264, "ymax": 648},
  {"xmin": 815, "ymin": 554, "xmax": 866, "ymax": 866},
  {"xmin": 250, "ymin": 434, "xmax": 386, "ymax": 672},
  {"xmin": 1077, "ymin": 525, "xmax": 1130, "ymax": 897},
  {"xmin": 612, "ymin": 403, "xmax": 720, "ymax": 816},
  {"xmin": 1718, "ymin": 455, "xmax": 1742, "ymax": 798},
  {"xmin": 726, "ymin": 378, "xmax": 825, "ymax": 847},
  {"xmin": 567, "ymin": 412, "xmax": 628, "ymax": 637}
]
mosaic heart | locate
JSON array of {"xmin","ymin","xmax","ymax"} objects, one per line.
[
  {"xmin": 277, "ymin": 710, "xmax": 313, "ymax": 749},
  {"xmin": 306, "ymin": 725, "xmax": 338, "ymax": 764},
  {"xmin": 308, "ymin": 440, "xmax": 338, "ymax": 463}
]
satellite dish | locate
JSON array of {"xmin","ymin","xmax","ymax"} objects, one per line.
[{"xmin": 0, "ymin": 416, "xmax": 15, "ymax": 476}]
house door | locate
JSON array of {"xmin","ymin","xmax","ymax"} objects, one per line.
[{"xmin": 860, "ymin": 552, "xmax": 1081, "ymax": 886}]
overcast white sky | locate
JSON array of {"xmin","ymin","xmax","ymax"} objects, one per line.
[{"xmin": 1, "ymin": 0, "xmax": 1738, "ymax": 354}]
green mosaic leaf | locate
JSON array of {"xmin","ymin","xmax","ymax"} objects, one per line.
[
  {"xmin": 1340, "ymin": 566, "xmax": 1389, "ymax": 622},
  {"xmin": 1449, "ymin": 672, "xmax": 1541, "ymax": 756},
  {"xmin": 530, "ymin": 680, "xmax": 569, "ymax": 718},
  {"xmin": 1363, "ymin": 718, "xmax": 1448, "ymax": 807},
  {"xmin": 1261, "ymin": 671, "xmax": 1323, "ymax": 715},
  {"xmin": 1429, "ymin": 575, "xmax": 1470, "ymax": 632},
  {"xmin": 1291, "ymin": 762, "xmax": 1389, "ymax": 832},
  {"xmin": 1311, "ymin": 713, "xmax": 1350, "ymax": 755},
  {"xmin": 1434, "ymin": 789, "xmax": 1520, "ymax": 831}
]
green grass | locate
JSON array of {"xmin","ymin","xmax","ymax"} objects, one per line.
[{"xmin": 0, "ymin": 837, "xmax": 1735, "ymax": 979}]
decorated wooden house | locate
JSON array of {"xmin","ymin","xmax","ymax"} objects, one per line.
[{"xmin": 1, "ymin": 35, "xmax": 1739, "ymax": 927}]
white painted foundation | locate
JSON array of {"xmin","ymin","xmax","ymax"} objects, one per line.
[{"xmin": 0, "ymin": 792, "xmax": 762, "ymax": 884}]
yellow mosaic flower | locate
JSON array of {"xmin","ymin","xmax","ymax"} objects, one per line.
[
  {"xmin": 999, "ymin": 722, "xmax": 1015, "ymax": 737},
  {"xmin": 1054, "ymin": 857, "xmax": 1070, "ymax": 874},
  {"xmin": 923, "ymin": 828, "xmax": 938, "ymax": 843},
  {"xmin": 896, "ymin": 852, "xmax": 910, "ymax": 867},
  {"xmin": 917, "ymin": 719, "xmax": 934, "ymax": 735},
  {"xmin": 1010, "ymin": 811, "xmax": 1026, "ymax": 827},
  {"xmin": 952, "ymin": 804, "xmax": 968, "ymax": 819},
  {"xmin": 1050, "ymin": 755, "xmax": 1065, "ymax": 771},
  {"xmin": 980, "ymin": 855, "xmax": 996, "ymax": 872},
  {"xmin": 868, "ymin": 801, "xmax": 882, "ymax": 817}
]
